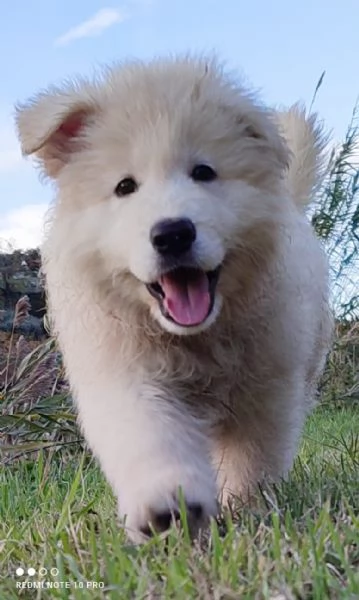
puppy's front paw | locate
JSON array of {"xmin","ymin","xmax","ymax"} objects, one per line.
[
  {"xmin": 119, "ymin": 466, "xmax": 218, "ymax": 543},
  {"xmin": 139, "ymin": 500, "xmax": 206, "ymax": 538}
]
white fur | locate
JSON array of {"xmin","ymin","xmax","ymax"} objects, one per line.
[{"xmin": 16, "ymin": 55, "xmax": 333, "ymax": 542}]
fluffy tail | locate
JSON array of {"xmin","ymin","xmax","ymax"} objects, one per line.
[{"xmin": 276, "ymin": 103, "xmax": 329, "ymax": 209}]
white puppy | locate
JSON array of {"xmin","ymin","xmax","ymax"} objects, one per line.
[{"xmin": 16, "ymin": 56, "xmax": 333, "ymax": 543}]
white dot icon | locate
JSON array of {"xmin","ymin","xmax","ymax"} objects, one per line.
[
  {"xmin": 16, "ymin": 568, "xmax": 24, "ymax": 577},
  {"xmin": 28, "ymin": 568, "xmax": 36, "ymax": 576}
]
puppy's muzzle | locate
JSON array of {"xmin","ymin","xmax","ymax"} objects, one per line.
[{"xmin": 146, "ymin": 217, "xmax": 221, "ymax": 329}]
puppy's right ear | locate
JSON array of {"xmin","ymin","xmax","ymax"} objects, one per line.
[{"xmin": 15, "ymin": 82, "xmax": 99, "ymax": 178}]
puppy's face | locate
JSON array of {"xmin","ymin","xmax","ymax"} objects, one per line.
[{"xmin": 16, "ymin": 57, "xmax": 289, "ymax": 335}]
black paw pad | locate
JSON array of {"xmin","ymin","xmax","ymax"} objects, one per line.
[{"xmin": 140, "ymin": 503, "xmax": 204, "ymax": 537}]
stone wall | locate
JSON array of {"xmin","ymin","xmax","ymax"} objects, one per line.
[{"xmin": 0, "ymin": 250, "xmax": 46, "ymax": 339}]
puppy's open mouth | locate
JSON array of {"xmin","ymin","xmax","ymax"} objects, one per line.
[{"xmin": 146, "ymin": 266, "xmax": 220, "ymax": 327}]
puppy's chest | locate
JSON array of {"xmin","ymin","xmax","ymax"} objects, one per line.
[{"xmin": 148, "ymin": 337, "xmax": 246, "ymax": 415}]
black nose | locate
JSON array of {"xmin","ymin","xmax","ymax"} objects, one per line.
[{"xmin": 150, "ymin": 218, "xmax": 196, "ymax": 256}]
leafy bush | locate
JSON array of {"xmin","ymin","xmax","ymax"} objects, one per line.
[{"xmin": 311, "ymin": 104, "xmax": 359, "ymax": 320}]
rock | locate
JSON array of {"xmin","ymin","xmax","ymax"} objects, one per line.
[{"xmin": 0, "ymin": 249, "xmax": 46, "ymax": 338}]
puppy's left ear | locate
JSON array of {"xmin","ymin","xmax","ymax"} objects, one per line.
[
  {"xmin": 15, "ymin": 81, "xmax": 99, "ymax": 178},
  {"xmin": 240, "ymin": 109, "xmax": 291, "ymax": 172}
]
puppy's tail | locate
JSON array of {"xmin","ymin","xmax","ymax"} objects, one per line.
[{"xmin": 276, "ymin": 103, "xmax": 329, "ymax": 209}]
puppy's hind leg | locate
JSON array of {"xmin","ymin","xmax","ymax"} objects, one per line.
[{"xmin": 211, "ymin": 398, "xmax": 303, "ymax": 509}]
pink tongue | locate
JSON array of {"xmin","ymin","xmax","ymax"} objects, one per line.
[{"xmin": 160, "ymin": 271, "xmax": 210, "ymax": 326}]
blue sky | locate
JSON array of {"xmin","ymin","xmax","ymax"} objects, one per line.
[{"xmin": 0, "ymin": 0, "xmax": 358, "ymax": 248}]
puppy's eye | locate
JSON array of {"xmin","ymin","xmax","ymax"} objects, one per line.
[
  {"xmin": 114, "ymin": 177, "xmax": 138, "ymax": 197},
  {"xmin": 191, "ymin": 164, "xmax": 217, "ymax": 182}
]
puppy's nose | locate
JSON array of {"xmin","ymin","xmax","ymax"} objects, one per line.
[{"xmin": 150, "ymin": 218, "xmax": 196, "ymax": 256}]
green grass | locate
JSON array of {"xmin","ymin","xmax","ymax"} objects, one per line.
[{"xmin": 0, "ymin": 405, "xmax": 358, "ymax": 600}]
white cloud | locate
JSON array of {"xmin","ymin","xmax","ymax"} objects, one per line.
[
  {"xmin": 55, "ymin": 8, "xmax": 127, "ymax": 46},
  {"xmin": 0, "ymin": 204, "xmax": 49, "ymax": 250}
]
